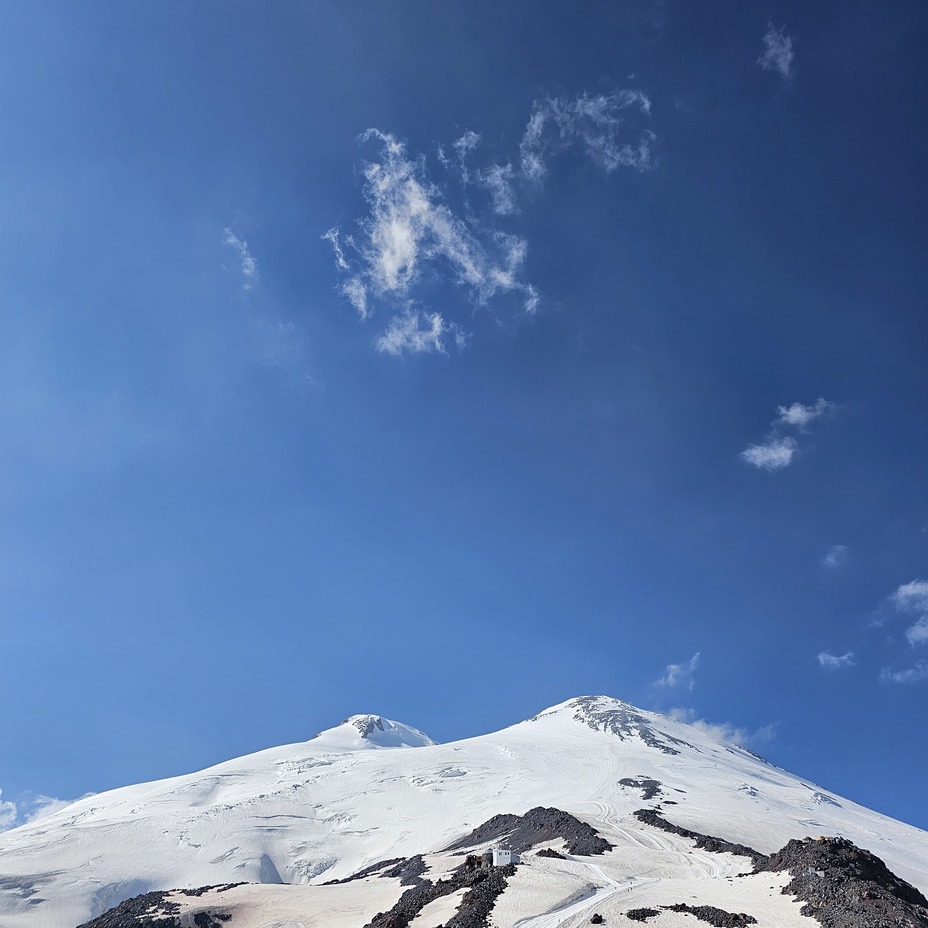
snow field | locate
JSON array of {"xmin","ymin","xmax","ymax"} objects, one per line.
[{"xmin": 1, "ymin": 697, "xmax": 926, "ymax": 928}]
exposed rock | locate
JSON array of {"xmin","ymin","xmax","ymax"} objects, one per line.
[
  {"xmin": 619, "ymin": 778, "xmax": 663, "ymax": 801},
  {"xmin": 551, "ymin": 697, "xmax": 694, "ymax": 756},
  {"xmin": 626, "ymin": 908, "xmax": 660, "ymax": 922},
  {"xmin": 382, "ymin": 855, "xmax": 428, "ymax": 886},
  {"xmin": 75, "ymin": 886, "xmax": 240, "ymax": 928},
  {"xmin": 633, "ymin": 809, "xmax": 763, "ymax": 863},
  {"xmin": 757, "ymin": 836, "xmax": 928, "ymax": 928},
  {"xmin": 536, "ymin": 847, "xmax": 566, "ymax": 859},
  {"xmin": 324, "ymin": 857, "xmax": 405, "ymax": 884},
  {"xmin": 662, "ymin": 902, "xmax": 756, "ymax": 926},
  {"xmin": 445, "ymin": 806, "xmax": 612, "ymax": 856},
  {"xmin": 365, "ymin": 861, "xmax": 516, "ymax": 928}
]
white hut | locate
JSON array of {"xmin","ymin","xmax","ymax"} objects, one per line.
[{"xmin": 492, "ymin": 846, "xmax": 512, "ymax": 866}]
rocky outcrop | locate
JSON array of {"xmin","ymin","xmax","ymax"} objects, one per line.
[
  {"xmin": 364, "ymin": 858, "xmax": 515, "ymax": 928},
  {"xmin": 445, "ymin": 806, "xmax": 613, "ymax": 855},
  {"xmin": 756, "ymin": 836, "xmax": 928, "ymax": 928},
  {"xmin": 624, "ymin": 904, "xmax": 755, "ymax": 926},
  {"xmin": 76, "ymin": 885, "xmax": 241, "ymax": 928},
  {"xmin": 619, "ymin": 777, "xmax": 662, "ymax": 801},
  {"xmin": 633, "ymin": 808, "xmax": 764, "ymax": 862}
]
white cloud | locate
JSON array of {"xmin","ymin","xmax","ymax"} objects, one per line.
[
  {"xmin": 655, "ymin": 651, "xmax": 700, "ymax": 691},
  {"xmin": 327, "ymin": 90, "xmax": 659, "ymax": 354},
  {"xmin": 452, "ymin": 130, "xmax": 481, "ymax": 183},
  {"xmin": 740, "ymin": 436, "xmax": 798, "ymax": 471},
  {"xmin": 520, "ymin": 90, "xmax": 654, "ymax": 183},
  {"xmin": 881, "ymin": 661, "xmax": 928, "ymax": 684},
  {"xmin": 740, "ymin": 397, "xmax": 834, "ymax": 472},
  {"xmin": 906, "ymin": 616, "xmax": 928, "ymax": 646},
  {"xmin": 322, "ymin": 227, "xmax": 349, "ymax": 271},
  {"xmin": 329, "ymin": 129, "xmax": 536, "ymax": 348},
  {"xmin": 343, "ymin": 278, "xmax": 369, "ymax": 320},
  {"xmin": 375, "ymin": 310, "xmax": 467, "ymax": 357},
  {"xmin": 222, "ymin": 228, "xmax": 259, "ymax": 289},
  {"xmin": 344, "ymin": 129, "xmax": 527, "ymax": 304},
  {"xmin": 0, "ymin": 790, "xmax": 16, "ymax": 830},
  {"xmin": 477, "ymin": 163, "xmax": 518, "ymax": 215},
  {"xmin": 888, "ymin": 579, "xmax": 928, "ymax": 647},
  {"xmin": 23, "ymin": 795, "xmax": 71, "ymax": 823},
  {"xmin": 817, "ymin": 650, "xmax": 856, "ymax": 670},
  {"xmin": 758, "ymin": 23, "xmax": 794, "ymax": 79},
  {"xmin": 822, "ymin": 545, "xmax": 848, "ymax": 569},
  {"xmin": 776, "ymin": 397, "xmax": 832, "ymax": 430},
  {"xmin": 892, "ymin": 579, "xmax": 928, "ymax": 612},
  {"xmin": 668, "ymin": 707, "xmax": 776, "ymax": 750}
]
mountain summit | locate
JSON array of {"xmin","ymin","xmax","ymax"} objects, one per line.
[
  {"xmin": 310, "ymin": 714, "xmax": 438, "ymax": 750},
  {"xmin": 0, "ymin": 695, "xmax": 926, "ymax": 928}
]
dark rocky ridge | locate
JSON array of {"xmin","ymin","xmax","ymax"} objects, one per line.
[
  {"xmin": 633, "ymin": 811, "xmax": 928, "ymax": 928},
  {"xmin": 756, "ymin": 836, "xmax": 928, "ymax": 928},
  {"xmin": 78, "ymin": 806, "xmax": 928, "ymax": 928},
  {"xmin": 633, "ymin": 808, "xmax": 764, "ymax": 863},
  {"xmin": 324, "ymin": 856, "xmax": 405, "ymax": 884},
  {"xmin": 661, "ymin": 903, "xmax": 756, "ymax": 926},
  {"xmin": 626, "ymin": 904, "xmax": 755, "ymax": 926},
  {"xmin": 364, "ymin": 857, "xmax": 515, "ymax": 928},
  {"xmin": 76, "ymin": 885, "xmax": 241, "ymax": 928},
  {"xmin": 445, "ymin": 805, "xmax": 613, "ymax": 855}
]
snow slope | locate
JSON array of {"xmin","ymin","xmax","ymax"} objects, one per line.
[{"xmin": 1, "ymin": 696, "xmax": 925, "ymax": 928}]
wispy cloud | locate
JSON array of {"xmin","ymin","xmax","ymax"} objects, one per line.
[
  {"xmin": 520, "ymin": 90, "xmax": 654, "ymax": 183},
  {"xmin": 740, "ymin": 436, "xmax": 798, "ymax": 471},
  {"xmin": 376, "ymin": 310, "xmax": 466, "ymax": 357},
  {"xmin": 478, "ymin": 163, "xmax": 518, "ymax": 215},
  {"xmin": 22, "ymin": 795, "xmax": 72, "ymax": 823},
  {"xmin": 668, "ymin": 707, "xmax": 776, "ymax": 750},
  {"xmin": 452, "ymin": 130, "xmax": 481, "ymax": 183},
  {"xmin": 758, "ymin": 23, "xmax": 794, "ymax": 79},
  {"xmin": 906, "ymin": 616, "xmax": 928, "ymax": 646},
  {"xmin": 0, "ymin": 790, "xmax": 16, "ymax": 830},
  {"xmin": 655, "ymin": 651, "xmax": 700, "ymax": 691},
  {"xmin": 740, "ymin": 398, "xmax": 834, "ymax": 471},
  {"xmin": 889, "ymin": 579, "xmax": 928, "ymax": 647},
  {"xmin": 327, "ymin": 88, "xmax": 657, "ymax": 355},
  {"xmin": 818, "ymin": 650, "xmax": 856, "ymax": 670},
  {"xmin": 0, "ymin": 790, "xmax": 75, "ymax": 831},
  {"xmin": 881, "ymin": 661, "xmax": 928, "ymax": 685},
  {"xmin": 776, "ymin": 398, "xmax": 832, "ymax": 431},
  {"xmin": 222, "ymin": 228, "xmax": 259, "ymax": 290},
  {"xmin": 326, "ymin": 129, "xmax": 537, "ymax": 346},
  {"xmin": 892, "ymin": 579, "xmax": 928, "ymax": 612},
  {"xmin": 872, "ymin": 580, "xmax": 928, "ymax": 683},
  {"xmin": 822, "ymin": 545, "xmax": 849, "ymax": 569},
  {"xmin": 322, "ymin": 227, "xmax": 349, "ymax": 271}
]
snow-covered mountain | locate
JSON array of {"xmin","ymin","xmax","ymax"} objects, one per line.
[{"xmin": 1, "ymin": 696, "xmax": 926, "ymax": 928}]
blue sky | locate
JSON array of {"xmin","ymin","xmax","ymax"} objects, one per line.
[{"xmin": 2, "ymin": 1, "xmax": 927, "ymax": 832}]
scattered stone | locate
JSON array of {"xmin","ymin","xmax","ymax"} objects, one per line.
[
  {"xmin": 536, "ymin": 848, "xmax": 566, "ymax": 859},
  {"xmin": 590, "ymin": 912, "xmax": 604, "ymax": 923}
]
